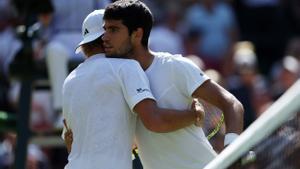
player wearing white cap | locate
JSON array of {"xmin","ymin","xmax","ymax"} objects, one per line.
[
  {"xmin": 62, "ymin": 9, "xmax": 204, "ymax": 169},
  {"xmin": 102, "ymin": 1, "xmax": 244, "ymax": 169}
]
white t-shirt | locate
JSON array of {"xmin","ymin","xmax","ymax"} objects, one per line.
[
  {"xmin": 136, "ymin": 52, "xmax": 217, "ymax": 169},
  {"xmin": 62, "ymin": 54, "xmax": 155, "ymax": 169}
]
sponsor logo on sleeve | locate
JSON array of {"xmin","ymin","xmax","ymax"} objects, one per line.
[{"xmin": 136, "ymin": 88, "xmax": 150, "ymax": 93}]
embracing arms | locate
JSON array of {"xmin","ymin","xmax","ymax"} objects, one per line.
[{"xmin": 133, "ymin": 99, "xmax": 204, "ymax": 133}]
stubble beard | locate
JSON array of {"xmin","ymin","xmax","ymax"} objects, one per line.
[{"xmin": 105, "ymin": 41, "xmax": 134, "ymax": 59}]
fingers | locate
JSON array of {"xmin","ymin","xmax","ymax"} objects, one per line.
[
  {"xmin": 63, "ymin": 118, "xmax": 73, "ymax": 141},
  {"xmin": 64, "ymin": 130, "xmax": 73, "ymax": 142},
  {"xmin": 192, "ymin": 99, "xmax": 205, "ymax": 127},
  {"xmin": 191, "ymin": 99, "xmax": 197, "ymax": 110},
  {"xmin": 63, "ymin": 119, "xmax": 69, "ymax": 130}
]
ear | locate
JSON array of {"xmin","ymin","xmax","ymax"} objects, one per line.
[{"xmin": 131, "ymin": 28, "xmax": 143, "ymax": 44}]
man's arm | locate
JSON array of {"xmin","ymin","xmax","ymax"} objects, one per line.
[
  {"xmin": 133, "ymin": 99, "xmax": 204, "ymax": 133},
  {"xmin": 192, "ymin": 79, "xmax": 244, "ymax": 137}
]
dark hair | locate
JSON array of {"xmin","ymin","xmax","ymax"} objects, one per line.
[{"xmin": 104, "ymin": 0, "xmax": 153, "ymax": 48}]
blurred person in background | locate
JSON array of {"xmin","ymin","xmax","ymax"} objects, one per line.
[
  {"xmin": 0, "ymin": 0, "xmax": 22, "ymax": 78},
  {"xmin": 285, "ymin": 37, "xmax": 300, "ymax": 61},
  {"xmin": 231, "ymin": 0, "xmax": 288, "ymax": 75},
  {"xmin": 0, "ymin": 0, "xmax": 21, "ymax": 115},
  {"xmin": 26, "ymin": 144, "xmax": 50, "ymax": 169},
  {"xmin": 0, "ymin": 132, "xmax": 15, "ymax": 169},
  {"xmin": 149, "ymin": 3, "xmax": 184, "ymax": 54},
  {"xmin": 270, "ymin": 37, "xmax": 300, "ymax": 101},
  {"xmin": 183, "ymin": 27, "xmax": 203, "ymax": 56},
  {"xmin": 270, "ymin": 56, "xmax": 300, "ymax": 101},
  {"xmin": 184, "ymin": 0, "xmax": 239, "ymax": 76},
  {"xmin": 0, "ymin": 132, "xmax": 49, "ymax": 169}
]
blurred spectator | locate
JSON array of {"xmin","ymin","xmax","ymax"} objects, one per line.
[
  {"xmin": 8, "ymin": 82, "xmax": 53, "ymax": 131},
  {"xmin": 184, "ymin": 0, "xmax": 238, "ymax": 75},
  {"xmin": 269, "ymin": 37, "xmax": 300, "ymax": 101},
  {"xmin": 270, "ymin": 56, "xmax": 300, "ymax": 100},
  {"xmin": 183, "ymin": 28, "xmax": 203, "ymax": 56},
  {"xmin": 0, "ymin": 0, "xmax": 20, "ymax": 114},
  {"xmin": 0, "ymin": 132, "xmax": 50, "ymax": 169},
  {"xmin": 0, "ymin": 0, "xmax": 22, "ymax": 77},
  {"xmin": 285, "ymin": 37, "xmax": 300, "ymax": 61},
  {"xmin": 231, "ymin": 0, "xmax": 288, "ymax": 75},
  {"xmin": 149, "ymin": 3, "xmax": 184, "ymax": 54},
  {"xmin": 26, "ymin": 144, "xmax": 50, "ymax": 169},
  {"xmin": 28, "ymin": 0, "xmax": 54, "ymax": 60},
  {"xmin": 0, "ymin": 132, "xmax": 15, "ymax": 169}
]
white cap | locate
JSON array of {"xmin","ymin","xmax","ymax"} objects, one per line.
[{"xmin": 75, "ymin": 9, "xmax": 105, "ymax": 54}]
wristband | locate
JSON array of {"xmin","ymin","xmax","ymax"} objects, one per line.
[{"xmin": 224, "ymin": 133, "xmax": 239, "ymax": 146}]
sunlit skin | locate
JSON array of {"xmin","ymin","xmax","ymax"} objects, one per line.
[{"xmin": 102, "ymin": 20, "xmax": 134, "ymax": 58}]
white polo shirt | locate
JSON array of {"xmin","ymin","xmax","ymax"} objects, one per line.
[
  {"xmin": 62, "ymin": 54, "xmax": 154, "ymax": 169},
  {"xmin": 136, "ymin": 52, "xmax": 217, "ymax": 169}
]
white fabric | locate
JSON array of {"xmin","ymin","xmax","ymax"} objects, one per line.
[
  {"xmin": 75, "ymin": 9, "xmax": 105, "ymax": 53},
  {"xmin": 62, "ymin": 54, "xmax": 155, "ymax": 169},
  {"xmin": 46, "ymin": 41, "xmax": 69, "ymax": 111},
  {"xmin": 149, "ymin": 25, "xmax": 184, "ymax": 54},
  {"xmin": 136, "ymin": 52, "xmax": 217, "ymax": 169},
  {"xmin": 224, "ymin": 133, "xmax": 239, "ymax": 146}
]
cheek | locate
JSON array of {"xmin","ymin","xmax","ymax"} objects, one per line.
[{"xmin": 112, "ymin": 35, "xmax": 126, "ymax": 46}]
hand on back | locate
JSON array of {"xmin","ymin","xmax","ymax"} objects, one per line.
[{"xmin": 191, "ymin": 99, "xmax": 205, "ymax": 127}]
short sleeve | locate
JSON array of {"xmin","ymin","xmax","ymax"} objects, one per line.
[
  {"xmin": 172, "ymin": 56, "xmax": 209, "ymax": 97},
  {"xmin": 118, "ymin": 60, "xmax": 155, "ymax": 111}
]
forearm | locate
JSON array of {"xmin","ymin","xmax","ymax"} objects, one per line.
[
  {"xmin": 192, "ymin": 80, "xmax": 244, "ymax": 133},
  {"xmin": 134, "ymin": 99, "xmax": 199, "ymax": 133},
  {"xmin": 223, "ymin": 96, "xmax": 244, "ymax": 134},
  {"xmin": 153, "ymin": 107, "xmax": 197, "ymax": 132}
]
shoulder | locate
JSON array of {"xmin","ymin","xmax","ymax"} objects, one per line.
[
  {"xmin": 107, "ymin": 59, "xmax": 144, "ymax": 77},
  {"xmin": 107, "ymin": 58, "xmax": 139, "ymax": 66},
  {"xmin": 155, "ymin": 52, "xmax": 197, "ymax": 68},
  {"xmin": 63, "ymin": 67, "xmax": 79, "ymax": 89},
  {"xmin": 101, "ymin": 58, "xmax": 141, "ymax": 73},
  {"xmin": 153, "ymin": 51, "xmax": 181, "ymax": 63}
]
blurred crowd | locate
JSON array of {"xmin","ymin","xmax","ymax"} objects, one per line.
[{"xmin": 0, "ymin": 0, "xmax": 299, "ymax": 168}]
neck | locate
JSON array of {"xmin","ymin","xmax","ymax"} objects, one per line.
[
  {"xmin": 85, "ymin": 48, "xmax": 103, "ymax": 58},
  {"xmin": 131, "ymin": 45, "xmax": 154, "ymax": 70}
]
